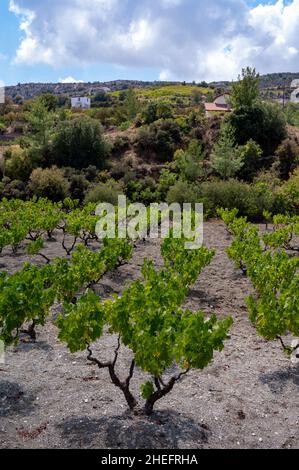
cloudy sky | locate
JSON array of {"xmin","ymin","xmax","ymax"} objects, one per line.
[{"xmin": 0, "ymin": 0, "xmax": 298, "ymax": 85}]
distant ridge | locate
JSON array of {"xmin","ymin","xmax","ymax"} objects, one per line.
[{"xmin": 4, "ymin": 73, "xmax": 299, "ymax": 100}]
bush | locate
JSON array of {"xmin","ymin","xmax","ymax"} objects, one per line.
[
  {"xmin": 200, "ymin": 179, "xmax": 282, "ymax": 220},
  {"xmin": 0, "ymin": 178, "xmax": 27, "ymax": 199},
  {"xmin": 125, "ymin": 176, "xmax": 160, "ymax": 204},
  {"xmin": 51, "ymin": 116, "xmax": 110, "ymax": 169},
  {"xmin": 166, "ymin": 180, "xmax": 201, "ymax": 206},
  {"xmin": 135, "ymin": 119, "xmax": 182, "ymax": 162},
  {"xmin": 211, "ymin": 126, "xmax": 244, "ymax": 180},
  {"xmin": 142, "ymin": 102, "xmax": 172, "ymax": 124},
  {"xmin": 69, "ymin": 174, "xmax": 89, "ymax": 201},
  {"xmin": 279, "ymin": 168, "xmax": 299, "ymax": 213},
  {"xmin": 119, "ymin": 121, "xmax": 131, "ymax": 132},
  {"xmin": 274, "ymin": 138, "xmax": 299, "ymax": 180},
  {"xmin": 157, "ymin": 169, "xmax": 179, "ymax": 201},
  {"xmin": 174, "ymin": 140, "xmax": 208, "ymax": 182},
  {"xmin": 83, "ymin": 165, "xmax": 98, "ymax": 182},
  {"xmin": 84, "ymin": 180, "xmax": 123, "ymax": 205},
  {"xmin": 237, "ymin": 139, "xmax": 263, "ymax": 182},
  {"xmin": 284, "ymin": 102, "xmax": 299, "ymax": 127},
  {"xmin": 4, "ymin": 147, "xmax": 33, "ymax": 181},
  {"xmin": 29, "ymin": 167, "xmax": 69, "ymax": 201},
  {"xmin": 111, "ymin": 135, "xmax": 131, "ymax": 156},
  {"xmin": 227, "ymin": 102, "xmax": 286, "ymax": 156}
]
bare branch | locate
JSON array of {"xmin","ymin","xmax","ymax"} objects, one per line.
[{"xmin": 86, "ymin": 344, "xmax": 110, "ymax": 369}]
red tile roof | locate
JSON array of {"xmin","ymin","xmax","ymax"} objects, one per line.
[{"xmin": 204, "ymin": 103, "xmax": 231, "ymax": 112}]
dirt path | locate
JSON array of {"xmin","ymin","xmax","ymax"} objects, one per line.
[{"xmin": 0, "ymin": 221, "xmax": 298, "ymax": 449}]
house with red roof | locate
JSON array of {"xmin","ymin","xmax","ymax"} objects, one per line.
[{"xmin": 204, "ymin": 93, "xmax": 232, "ymax": 116}]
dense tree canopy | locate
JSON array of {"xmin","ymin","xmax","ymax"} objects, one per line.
[
  {"xmin": 51, "ymin": 116, "xmax": 110, "ymax": 169},
  {"xmin": 227, "ymin": 102, "xmax": 286, "ymax": 157}
]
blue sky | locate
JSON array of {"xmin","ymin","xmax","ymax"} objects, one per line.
[{"xmin": 0, "ymin": 0, "xmax": 298, "ymax": 85}]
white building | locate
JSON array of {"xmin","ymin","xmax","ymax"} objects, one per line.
[
  {"xmin": 290, "ymin": 79, "xmax": 299, "ymax": 104},
  {"xmin": 71, "ymin": 97, "xmax": 91, "ymax": 109}
]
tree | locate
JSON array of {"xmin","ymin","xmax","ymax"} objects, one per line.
[
  {"xmin": 174, "ymin": 140, "xmax": 206, "ymax": 182},
  {"xmin": 4, "ymin": 147, "xmax": 33, "ymax": 181},
  {"xmin": 29, "ymin": 167, "xmax": 69, "ymax": 201},
  {"xmin": 39, "ymin": 93, "xmax": 58, "ymax": 112},
  {"xmin": 211, "ymin": 126, "xmax": 244, "ymax": 180},
  {"xmin": 25, "ymin": 99, "xmax": 55, "ymax": 147},
  {"xmin": 237, "ymin": 139, "xmax": 263, "ymax": 181},
  {"xmin": 51, "ymin": 116, "xmax": 110, "ymax": 169},
  {"xmin": 274, "ymin": 138, "xmax": 299, "ymax": 180},
  {"xmin": 125, "ymin": 88, "xmax": 139, "ymax": 120},
  {"xmin": 231, "ymin": 67, "xmax": 260, "ymax": 109},
  {"xmin": 228, "ymin": 102, "xmax": 287, "ymax": 156}
]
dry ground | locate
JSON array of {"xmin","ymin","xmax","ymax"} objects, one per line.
[{"xmin": 0, "ymin": 221, "xmax": 298, "ymax": 449}]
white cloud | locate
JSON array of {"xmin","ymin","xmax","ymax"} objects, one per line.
[
  {"xmin": 9, "ymin": 0, "xmax": 299, "ymax": 82},
  {"xmin": 59, "ymin": 76, "xmax": 84, "ymax": 84}
]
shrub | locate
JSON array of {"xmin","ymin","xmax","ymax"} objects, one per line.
[
  {"xmin": 111, "ymin": 135, "xmax": 131, "ymax": 156},
  {"xmin": 211, "ymin": 126, "xmax": 244, "ymax": 180},
  {"xmin": 166, "ymin": 180, "xmax": 201, "ymax": 206},
  {"xmin": 227, "ymin": 102, "xmax": 287, "ymax": 156},
  {"xmin": 29, "ymin": 167, "xmax": 69, "ymax": 201},
  {"xmin": 135, "ymin": 119, "xmax": 182, "ymax": 162},
  {"xmin": 201, "ymin": 179, "xmax": 281, "ymax": 220},
  {"xmin": 0, "ymin": 122, "xmax": 6, "ymax": 134},
  {"xmin": 4, "ymin": 147, "xmax": 33, "ymax": 181},
  {"xmin": 84, "ymin": 180, "xmax": 123, "ymax": 205},
  {"xmin": 51, "ymin": 116, "xmax": 110, "ymax": 169},
  {"xmin": 284, "ymin": 102, "xmax": 299, "ymax": 127},
  {"xmin": 83, "ymin": 165, "xmax": 98, "ymax": 182},
  {"xmin": 126, "ymin": 177, "xmax": 160, "ymax": 204},
  {"xmin": 237, "ymin": 139, "xmax": 263, "ymax": 181},
  {"xmin": 0, "ymin": 178, "xmax": 27, "ymax": 199},
  {"xmin": 119, "ymin": 121, "xmax": 131, "ymax": 132},
  {"xmin": 69, "ymin": 174, "xmax": 89, "ymax": 201},
  {"xmin": 157, "ymin": 169, "xmax": 179, "ymax": 201},
  {"xmin": 174, "ymin": 140, "xmax": 207, "ymax": 182},
  {"xmin": 279, "ymin": 168, "xmax": 299, "ymax": 213},
  {"xmin": 274, "ymin": 138, "xmax": 299, "ymax": 180}
]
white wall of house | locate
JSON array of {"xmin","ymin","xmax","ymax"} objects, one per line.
[
  {"xmin": 71, "ymin": 97, "xmax": 91, "ymax": 109},
  {"xmin": 291, "ymin": 79, "xmax": 299, "ymax": 89},
  {"xmin": 214, "ymin": 94, "xmax": 230, "ymax": 106},
  {"xmin": 290, "ymin": 88, "xmax": 299, "ymax": 103}
]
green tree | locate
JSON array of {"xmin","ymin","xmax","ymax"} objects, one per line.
[
  {"xmin": 231, "ymin": 67, "xmax": 260, "ymax": 109},
  {"xmin": 25, "ymin": 99, "xmax": 55, "ymax": 146},
  {"xmin": 125, "ymin": 88, "xmax": 139, "ymax": 120},
  {"xmin": 174, "ymin": 140, "xmax": 206, "ymax": 182},
  {"xmin": 237, "ymin": 139, "xmax": 263, "ymax": 181},
  {"xmin": 228, "ymin": 102, "xmax": 286, "ymax": 156},
  {"xmin": 29, "ymin": 167, "xmax": 70, "ymax": 201},
  {"xmin": 284, "ymin": 102, "xmax": 299, "ymax": 127},
  {"xmin": 51, "ymin": 116, "xmax": 110, "ymax": 169},
  {"xmin": 211, "ymin": 126, "xmax": 244, "ymax": 180},
  {"xmin": 39, "ymin": 93, "xmax": 58, "ymax": 112}
]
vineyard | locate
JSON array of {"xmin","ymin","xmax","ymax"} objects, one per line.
[{"xmin": 0, "ymin": 198, "xmax": 298, "ymax": 448}]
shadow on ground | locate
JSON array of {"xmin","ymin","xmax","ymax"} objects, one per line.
[
  {"xmin": 0, "ymin": 380, "xmax": 36, "ymax": 417},
  {"xmin": 260, "ymin": 364, "xmax": 299, "ymax": 393},
  {"xmin": 57, "ymin": 410, "xmax": 209, "ymax": 449}
]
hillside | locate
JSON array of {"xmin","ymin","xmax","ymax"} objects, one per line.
[
  {"xmin": 4, "ymin": 80, "xmax": 182, "ymax": 101},
  {"xmin": 4, "ymin": 72, "xmax": 299, "ymax": 101}
]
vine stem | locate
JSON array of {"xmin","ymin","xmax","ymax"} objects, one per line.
[{"xmin": 86, "ymin": 340, "xmax": 138, "ymax": 411}]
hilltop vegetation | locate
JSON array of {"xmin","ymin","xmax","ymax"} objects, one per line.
[
  {"xmin": 0, "ymin": 67, "xmax": 298, "ymax": 220},
  {"xmin": 0, "ymin": 68, "xmax": 298, "ymax": 449}
]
